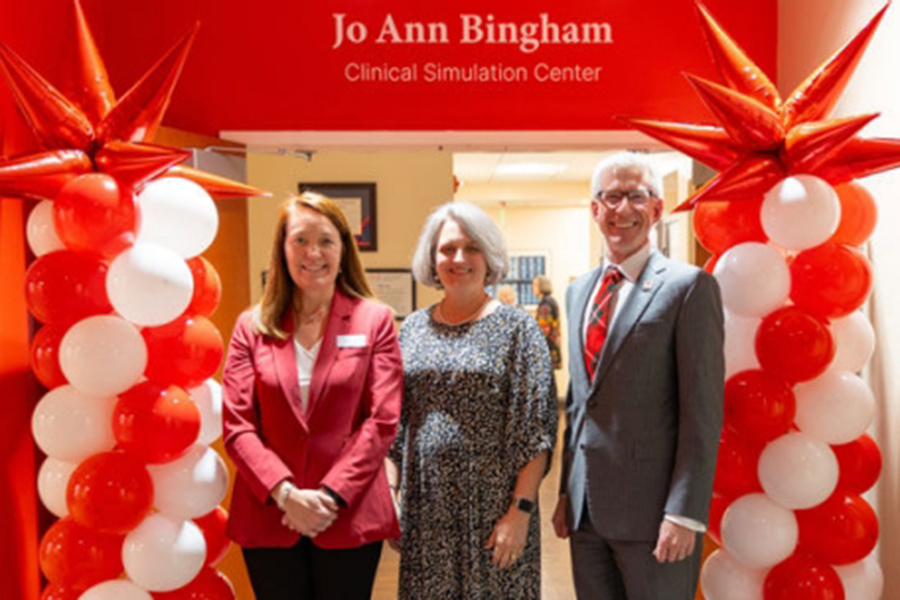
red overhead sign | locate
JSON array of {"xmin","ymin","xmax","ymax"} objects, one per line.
[{"xmin": 10, "ymin": 0, "xmax": 777, "ymax": 134}]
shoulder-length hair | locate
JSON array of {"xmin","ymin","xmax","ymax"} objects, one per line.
[
  {"xmin": 256, "ymin": 192, "xmax": 373, "ymax": 339},
  {"xmin": 411, "ymin": 201, "xmax": 508, "ymax": 289}
]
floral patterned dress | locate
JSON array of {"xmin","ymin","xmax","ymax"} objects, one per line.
[
  {"xmin": 536, "ymin": 294, "xmax": 562, "ymax": 370},
  {"xmin": 389, "ymin": 304, "xmax": 558, "ymax": 599}
]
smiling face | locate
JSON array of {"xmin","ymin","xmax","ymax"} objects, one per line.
[
  {"xmin": 435, "ymin": 218, "xmax": 488, "ymax": 293},
  {"xmin": 591, "ymin": 164, "xmax": 663, "ymax": 264},
  {"xmin": 283, "ymin": 205, "xmax": 343, "ymax": 294}
]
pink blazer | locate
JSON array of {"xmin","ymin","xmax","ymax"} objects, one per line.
[{"xmin": 222, "ymin": 290, "xmax": 402, "ymax": 549}]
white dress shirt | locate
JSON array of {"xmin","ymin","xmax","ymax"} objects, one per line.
[
  {"xmin": 294, "ymin": 338, "xmax": 321, "ymax": 414},
  {"xmin": 581, "ymin": 243, "xmax": 706, "ymax": 534}
]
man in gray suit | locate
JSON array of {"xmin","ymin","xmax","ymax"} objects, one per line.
[{"xmin": 552, "ymin": 152, "xmax": 724, "ymax": 599}]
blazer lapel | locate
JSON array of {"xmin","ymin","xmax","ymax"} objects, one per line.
[
  {"xmin": 592, "ymin": 251, "xmax": 667, "ymax": 391},
  {"xmin": 570, "ymin": 268, "xmax": 602, "ymax": 395},
  {"xmin": 305, "ymin": 290, "xmax": 353, "ymax": 421},
  {"xmin": 271, "ymin": 312, "xmax": 310, "ymax": 434}
]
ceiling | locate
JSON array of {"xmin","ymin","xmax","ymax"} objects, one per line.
[{"xmin": 453, "ymin": 151, "xmax": 690, "ymax": 184}]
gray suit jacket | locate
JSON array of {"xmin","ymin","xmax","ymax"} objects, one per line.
[{"xmin": 560, "ymin": 250, "xmax": 724, "ymax": 541}]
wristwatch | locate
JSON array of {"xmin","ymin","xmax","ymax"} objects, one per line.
[
  {"xmin": 515, "ymin": 497, "xmax": 536, "ymax": 514},
  {"xmin": 276, "ymin": 481, "xmax": 296, "ymax": 510}
]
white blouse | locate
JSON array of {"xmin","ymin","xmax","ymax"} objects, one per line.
[{"xmin": 294, "ymin": 338, "xmax": 321, "ymax": 414}]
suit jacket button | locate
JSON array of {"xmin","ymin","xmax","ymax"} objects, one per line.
[
  {"xmin": 587, "ymin": 400, "xmax": 597, "ymax": 408},
  {"xmin": 580, "ymin": 443, "xmax": 587, "ymax": 450}
]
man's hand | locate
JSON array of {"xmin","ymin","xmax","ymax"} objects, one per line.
[
  {"xmin": 552, "ymin": 495, "xmax": 570, "ymax": 539},
  {"xmin": 280, "ymin": 488, "xmax": 339, "ymax": 538},
  {"xmin": 653, "ymin": 519, "xmax": 696, "ymax": 563}
]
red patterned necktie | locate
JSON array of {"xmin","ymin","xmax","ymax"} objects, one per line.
[{"xmin": 584, "ymin": 266, "xmax": 625, "ymax": 382}]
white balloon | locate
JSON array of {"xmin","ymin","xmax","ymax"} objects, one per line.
[
  {"xmin": 761, "ymin": 175, "xmax": 841, "ymax": 251},
  {"xmin": 189, "ymin": 379, "xmax": 223, "ymax": 445},
  {"xmin": 758, "ymin": 432, "xmax": 838, "ymax": 509},
  {"xmin": 713, "ymin": 243, "xmax": 790, "ymax": 317},
  {"xmin": 700, "ymin": 549, "xmax": 766, "ymax": 600},
  {"xmin": 37, "ymin": 457, "xmax": 78, "ymax": 518},
  {"xmin": 123, "ymin": 513, "xmax": 206, "ymax": 592},
  {"xmin": 148, "ymin": 444, "xmax": 229, "ymax": 518},
  {"xmin": 107, "ymin": 243, "xmax": 194, "ymax": 326},
  {"xmin": 137, "ymin": 178, "xmax": 219, "ymax": 259},
  {"xmin": 59, "ymin": 316, "xmax": 147, "ymax": 397},
  {"xmin": 79, "ymin": 580, "xmax": 153, "ymax": 600},
  {"xmin": 835, "ymin": 555, "xmax": 884, "ymax": 600},
  {"xmin": 794, "ymin": 370, "xmax": 875, "ymax": 444},
  {"xmin": 721, "ymin": 493, "xmax": 798, "ymax": 569},
  {"xmin": 32, "ymin": 385, "xmax": 117, "ymax": 462},
  {"xmin": 830, "ymin": 312, "xmax": 876, "ymax": 373},
  {"xmin": 724, "ymin": 311, "xmax": 761, "ymax": 379},
  {"xmin": 26, "ymin": 200, "xmax": 64, "ymax": 256}
]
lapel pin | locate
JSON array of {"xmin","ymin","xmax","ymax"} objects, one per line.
[{"xmin": 643, "ymin": 279, "xmax": 654, "ymax": 291}]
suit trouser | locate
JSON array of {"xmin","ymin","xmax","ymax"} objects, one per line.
[
  {"xmin": 569, "ymin": 508, "xmax": 702, "ymax": 600},
  {"xmin": 243, "ymin": 537, "xmax": 383, "ymax": 600}
]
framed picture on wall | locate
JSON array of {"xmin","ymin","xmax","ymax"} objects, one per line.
[
  {"xmin": 298, "ymin": 182, "xmax": 377, "ymax": 251},
  {"xmin": 366, "ymin": 268, "xmax": 416, "ymax": 319}
]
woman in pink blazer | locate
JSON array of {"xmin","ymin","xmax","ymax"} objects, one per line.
[{"xmin": 223, "ymin": 192, "xmax": 402, "ymax": 599}]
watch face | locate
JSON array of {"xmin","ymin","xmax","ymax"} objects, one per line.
[{"xmin": 517, "ymin": 498, "xmax": 535, "ymax": 513}]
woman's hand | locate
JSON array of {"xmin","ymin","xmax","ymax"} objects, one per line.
[
  {"xmin": 280, "ymin": 488, "xmax": 339, "ymax": 537},
  {"xmin": 485, "ymin": 508, "xmax": 530, "ymax": 569}
]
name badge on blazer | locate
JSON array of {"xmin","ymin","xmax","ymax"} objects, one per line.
[{"xmin": 337, "ymin": 334, "xmax": 367, "ymax": 348}]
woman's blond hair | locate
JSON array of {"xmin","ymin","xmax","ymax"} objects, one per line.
[{"xmin": 256, "ymin": 192, "xmax": 373, "ymax": 339}]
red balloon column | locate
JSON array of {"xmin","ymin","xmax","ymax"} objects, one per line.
[
  {"xmin": 628, "ymin": 4, "xmax": 894, "ymax": 599},
  {"xmin": 1, "ymin": 2, "xmax": 266, "ymax": 597}
]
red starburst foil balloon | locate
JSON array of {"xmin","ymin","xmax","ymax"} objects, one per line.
[
  {"xmin": 630, "ymin": 4, "xmax": 891, "ymax": 597},
  {"xmin": 1, "ymin": 1, "xmax": 252, "ymax": 596},
  {"xmin": 627, "ymin": 2, "xmax": 899, "ymax": 211}
]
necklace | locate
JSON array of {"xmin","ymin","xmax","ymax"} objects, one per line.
[
  {"xmin": 435, "ymin": 294, "xmax": 490, "ymax": 325},
  {"xmin": 296, "ymin": 303, "xmax": 327, "ymax": 325}
]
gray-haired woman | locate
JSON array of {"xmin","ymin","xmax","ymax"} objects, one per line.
[{"xmin": 386, "ymin": 202, "xmax": 558, "ymax": 599}]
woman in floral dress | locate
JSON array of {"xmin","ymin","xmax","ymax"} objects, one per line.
[
  {"xmin": 387, "ymin": 202, "xmax": 557, "ymax": 599},
  {"xmin": 533, "ymin": 275, "xmax": 562, "ymax": 370}
]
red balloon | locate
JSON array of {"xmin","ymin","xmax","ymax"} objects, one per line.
[
  {"xmin": 186, "ymin": 256, "xmax": 222, "ymax": 317},
  {"xmin": 724, "ymin": 370, "xmax": 795, "ymax": 442},
  {"xmin": 39, "ymin": 517, "xmax": 124, "ymax": 588},
  {"xmin": 152, "ymin": 567, "xmax": 236, "ymax": 600},
  {"xmin": 796, "ymin": 493, "xmax": 879, "ymax": 565},
  {"xmin": 41, "ymin": 583, "xmax": 84, "ymax": 600},
  {"xmin": 66, "ymin": 451, "xmax": 154, "ymax": 534},
  {"xmin": 714, "ymin": 430, "xmax": 764, "ymax": 497},
  {"xmin": 790, "ymin": 243, "xmax": 873, "ymax": 320},
  {"xmin": 831, "ymin": 182, "xmax": 878, "ymax": 246},
  {"xmin": 693, "ymin": 197, "xmax": 767, "ymax": 254},
  {"xmin": 832, "ymin": 434, "xmax": 882, "ymax": 495},
  {"xmin": 114, "ymin": 381, "xmax": 201, "ymax": 463},
  {"xmin": 707, "ymin": 493, "xmax": 732, "ymax": 546},
  {"xmin": 194, "ymin": 506, "xmax": 231, "ymax": 567},
  {"xmin": 143, "ymin": 315, "xmax": 224, "ymax": 388},
  {"xmin": 24, "ymin": 250, "xmax": 111, "ymax": 325},
  {"xmin": 53, "ymin": 173, "xmax": 138, "ymax": 257},
  {"xmin": 764, "ymin": 554, "xmax": 845, "ymax": 600},
  {"xmin": 756, "ymin": 307, "xmax": 834, "ymax": 383},
  {"xmin": 703, "ymin": 254, "xmax": 719, "ymax": 275},
  {"xmin": 31, "ymin": 324, "xmax": 69, "ymax": 388}
]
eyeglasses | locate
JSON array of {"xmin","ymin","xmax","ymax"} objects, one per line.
[{"xmin": 597, "ymin": 189, "xmax": 655, "ymax": 207}]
